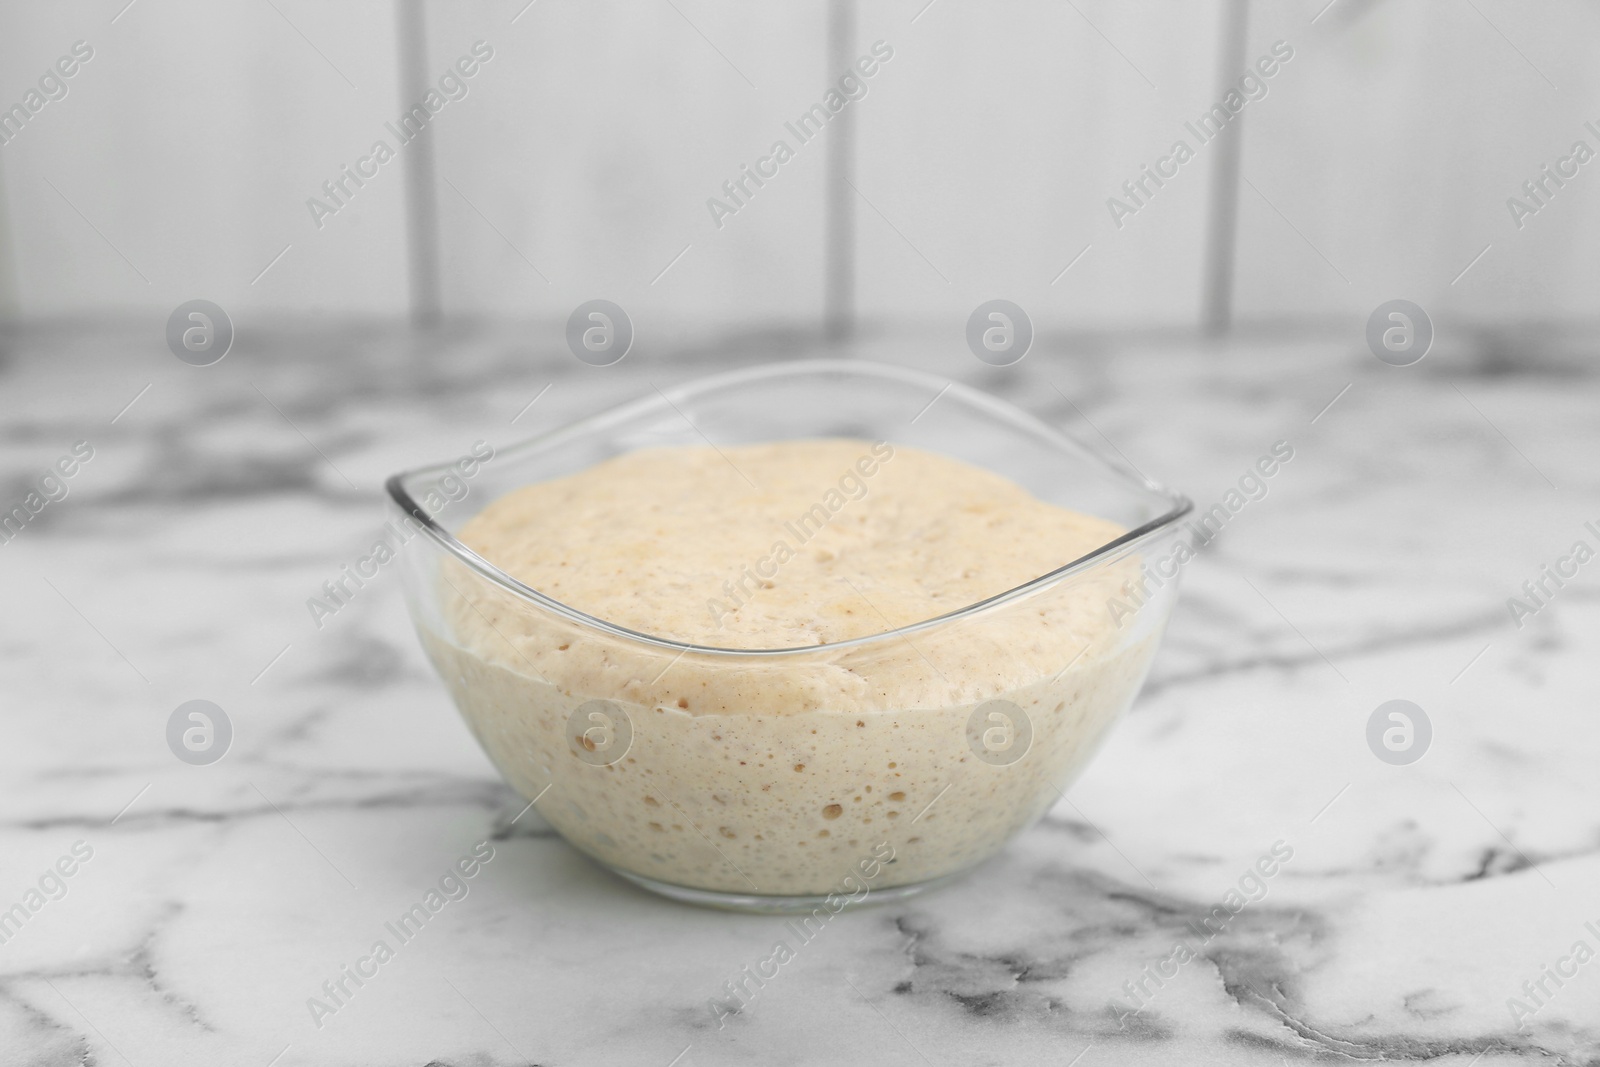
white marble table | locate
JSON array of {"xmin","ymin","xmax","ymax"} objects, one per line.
[{"xmin": 2, "ymin": 319, "xmax": 1595, "ymax": 1065}]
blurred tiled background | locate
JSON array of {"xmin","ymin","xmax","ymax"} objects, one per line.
[{"xmin": 4, "ymin": 0, "xmax": 1597, "ymax": 331}]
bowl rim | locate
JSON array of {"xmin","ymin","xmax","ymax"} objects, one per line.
[{"xmin": 384, "ymin": 359, "xmax": 1193, "ymax": 658}]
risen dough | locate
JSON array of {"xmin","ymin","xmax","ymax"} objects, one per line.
[{"xmin": 421, "ymin": 440, "xmax": 1159, "ymax": 897}]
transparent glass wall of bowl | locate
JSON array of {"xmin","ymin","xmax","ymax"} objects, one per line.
[{"xmin": 399, "ymin": 362, "xmax": 1179, "ymax": 538}]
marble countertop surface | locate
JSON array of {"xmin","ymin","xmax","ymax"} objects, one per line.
[{"xmin": 2, "ymin": 319, "xmax": 1596, "ymax": 1066}]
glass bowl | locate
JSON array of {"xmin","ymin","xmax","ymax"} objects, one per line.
[{"xmin": 385, "ymin": 360, "xmax": 1191, "ymax": 913}]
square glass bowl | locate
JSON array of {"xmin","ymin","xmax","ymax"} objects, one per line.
[{"xmin": 386, "ymin": 360, "xmax": 1191, "ymax": 912}]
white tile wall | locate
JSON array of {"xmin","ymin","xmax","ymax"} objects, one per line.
[{"xmin": 1, "ymin": 0, "xmax": 1594, "ymax": 332}]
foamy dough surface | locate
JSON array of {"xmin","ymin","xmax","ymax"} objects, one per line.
[
  {"xmin": 447, "ymin": 440, "xmax": 1134, "ymax": 714},
  {"xmin": 427, "ymin": 439, "xmax": 1162, "ymax": 895},
  {"xmin": 459, "ymin": 439, "xmax": 1121, "ymax": 647}
]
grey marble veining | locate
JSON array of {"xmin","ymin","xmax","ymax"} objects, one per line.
[{"xmin": 1, "ymin": 318, "xmax": 1597, "ymax": 1065}]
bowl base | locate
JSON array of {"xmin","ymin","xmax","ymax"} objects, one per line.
[{"xmin": 603, "ymin": 864, "xmax": 966, "ymax": 914}]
